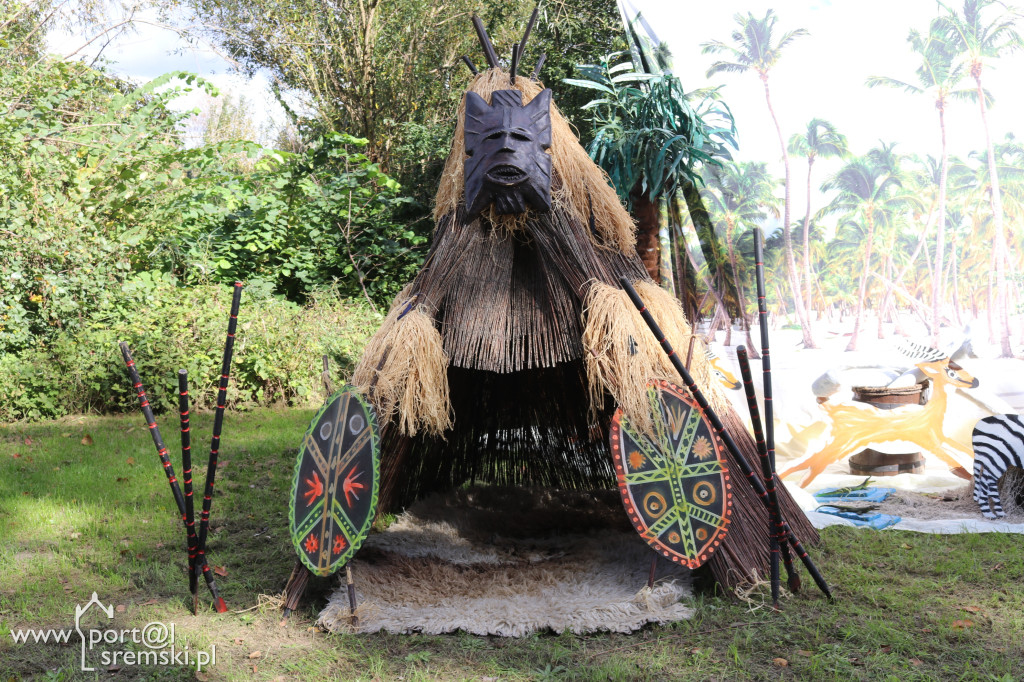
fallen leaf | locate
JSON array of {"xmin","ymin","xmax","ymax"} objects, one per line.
[
  {"xmin": 81, "ymin": 434, "xmax": 94, "ymax": 446},
  {"xmin": 155, "ymin": 542, "xmax": 164, "ymax": 549},
  {"xmin": 24, "ymin": 437, "xmax": 32, "ymax": 445},
  {"xmin": 22, "ymin": 491, "xmax": 30, "ymax": 496},
  {"xmin": 115, "ymin": 605, "xmax": 126, "ymax": 613},
  {"xmin": 921, "ymin": 627, "xmax": 933, "ymax": 633},
  {"xmin": 880, "ymin": 645, "xmax": 892, "ymax": 654},
  {"xmin": 69, "ymin": 532, "xmax": 81, "ymax": 540},
  {"xmin": 195, "ymin": 673, "xmax": 209, "ymax": 682},
  {"xmin": 248, "ymin": 650, "xmax": 262, "ymax": 659},
  {"xmin": 963, "ymin": 606, "xmax": 981, "ymax": 613},
  {"xmin": 107, "ymin": 665, "xmax": 121, "ymax": 672},
  {"xmin": 909, "ymin": 658, "xmax": 923, "ymax": 666},
  {"xmin": 797, "ymin": 650, "xmax": 813, "ymax": 658},
  {"xmin": 991, "ymin": 563, "xmax": 1004, "ymax": 572},
  {"xmin": 951, "ymin": 619, "xmax": 974, "ymax": 629},
  {"xmin": 120, "ymin": 549, "xmax": 130, "ymax": 556},
  {"xmin": 900, "ymin": 543, "xmax": 913, "ymax": 549},
  {"xmin": 52, "ymin": 467, "xmax": 60, "ymax": 472},
  {"xmin": 252, "ymin": 666, "xmax": 258, "ymax": 673},
  {"xmin": 141, "ymin": 598, "xmax": 159, "ymax": 606},
  {"xmin": 126, "ymin": 457, "xmax": 135, "ymax": 466},
  {"xmin": 233, "ymin": 638, "xmax": 244, "ymax": 645},
  {"xmin": 116, "ymin": 477, "xmax": 128, "ymax": 483},
  {"xmin": 61, "ymin": 433, "xmax": 71, "ymax": 438},
  {"xmin": 214, "ymin": 565, "xmax": 228, "ymax": 577},
  {"xmin": 772, "ymin": 658, "xmax": 788, "ymax": 667},
  {"xmin": 11, "ymin": 453, "xmax": 20, "ymax": 459}
]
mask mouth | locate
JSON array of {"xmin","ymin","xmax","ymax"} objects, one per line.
[{"xmin": 486, "ymin": 164, "xmax": 527, "ymax": 186}]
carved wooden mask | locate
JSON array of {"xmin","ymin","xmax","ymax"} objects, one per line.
[{"xmin": 463, "ymin": 88, "xmax": 552, "ymax": 219}]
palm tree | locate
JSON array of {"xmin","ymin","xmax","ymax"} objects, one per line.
[
  {"xmin": 701, "ymin": 10, "xmax": 813, "ymax": 348},
  {"xmin": 567, "ymin": 53, "xmax": 736, "ymax": 281},
  {"xmin": 940, "ymin": 0, "xmax": 1021, "ymax": 357},
  {"xmin": 867, "ymin": 21, "xmax": 974, "ymax": 346},
  {"xmin": 788, "ymin": 118, "xmax": 849, "ymax": 337},
  {"xmin": 821, "ymin": 150, "xmax": 911, "ymax": 351},
  {"xmin": 703, "ymin": 160, "xmax": 780, "ymax": 354}
]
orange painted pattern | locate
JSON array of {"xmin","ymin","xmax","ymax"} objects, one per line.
[{"xmin": 780, "ymin": 359, "xmax": 979, "ymax": 487}]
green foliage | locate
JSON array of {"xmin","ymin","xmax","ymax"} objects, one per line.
[
  {"xmin": 0, "ymin": 277, "xmax": 380, "ymax": 422},
  {"xmin": 154, "ymin": 132, "xmax": 425, "ymax": 304},
  {"xmin": 567, "ymin": 52, "xmax": 736, "ymax": 204},
  {"xmin": 0, "ymin": 30, "xmax": 419, "ymax": 422}
]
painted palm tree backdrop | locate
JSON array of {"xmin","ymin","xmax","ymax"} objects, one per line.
[{"xmin": 574, "ymin": 0, "xmax": 1024, "ymax": 359}]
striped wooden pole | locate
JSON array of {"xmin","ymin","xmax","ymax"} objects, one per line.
[
  {"xmin": 195, "ymin": 281, "xmax": 242, "ymax": 614},
  {"xmin": 178, "ymin": 370, "xmax": 200, "ymax": 614},
  {"xmin": 737, "ymin": 346, "xmax": 800, "ymax": 606},
  {"xmin": 119, "ymin": 344, "xmax": 226, "ymax": 610}
]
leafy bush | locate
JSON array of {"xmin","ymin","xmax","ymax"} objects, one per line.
[{"xmin": 0, "ymin": 277, "xmax": 380, "ymax": 422}]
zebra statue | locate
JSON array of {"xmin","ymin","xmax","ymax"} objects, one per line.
[{"xmin": 972, "ymin": 414, "xmax": 1024, "ymax": 519}]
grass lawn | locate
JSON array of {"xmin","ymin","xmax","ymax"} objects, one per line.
[{"xmin": 1, "ymin": 407, "xmax": 1022, "ymax": 681}]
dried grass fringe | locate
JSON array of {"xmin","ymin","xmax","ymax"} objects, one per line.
[
  {"xmin": 435, "ymin": 68, "xmax": 636, "ymax": 254},
  {"xmin": 352, "ymin": 290, "xmax": 452, "ymax": 437},
  {"xmin": 582, "ymin": 279, "xmax": 728, "ymax": 435}
]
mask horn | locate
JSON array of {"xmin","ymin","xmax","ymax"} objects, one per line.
[
  {"xmin": 472, "ymin": 15, "xmax": 500, "ymax": 68},
  {"xmin": 509, "ymin": 43, "xmax": 519, "ymax": 84}
]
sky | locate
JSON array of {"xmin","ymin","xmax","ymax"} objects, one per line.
[
  {"xmin": 47, "ymin": 1, "xmax": 1024, "ymax": 188},
  {"xmin": 638, "ymin": 0, "xmax": 1024, "ymax": 210}
]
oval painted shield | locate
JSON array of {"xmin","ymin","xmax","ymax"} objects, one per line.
[
  {"xmin": 609, "ymin": 380, "xmax": 732, "ymax": 569},
  {"xmin": 289, "ymin": 387, "xmax": 380, "ymax": 576}
]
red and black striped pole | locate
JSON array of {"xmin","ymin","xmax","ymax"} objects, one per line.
[
  {"xmin": 178, "ymin": 370, "xmax": 200, "ymax": 614},
  {"xmin": 120, "ymin": 342, "xmax": 188, "ymax": 521},
  {"xmin": 737, "ymin": 346, "xmax": 799, "ymax": 607},
  {"xmin": 617, "ymin": 276, "xmax": 833, "ymax": 601},
  {"xmin": 751, "ymin": 228, "xmax": 800, "ymax": 597},
  {"xmin": 195, "ymin": 281, "xmax": 242, "ymax": 613}
]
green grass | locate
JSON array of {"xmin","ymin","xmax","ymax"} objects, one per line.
[{"xmin": 1, "ymin": 409, "xmax": 1023, "ymax": 681}]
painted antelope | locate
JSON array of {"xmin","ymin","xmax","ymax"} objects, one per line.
[
  {"xmin": 971, "ymin": 414, "xmax": 1024, "ymax": 519},
  {"xmin": 780, "ymin": 359, "xmax": 979, "ymax": 487},
  {"xmin": 706, "ymin": 349, "xmax": 741, "ymax": 391}
]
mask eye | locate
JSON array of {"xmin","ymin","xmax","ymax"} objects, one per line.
[
  {"xmin": 485, "ymin": 131, "xmax": 503, "ymax": 141},
  {"xmin": 511, "ymin": 131, "xmax": 531, "ymax": 141}
]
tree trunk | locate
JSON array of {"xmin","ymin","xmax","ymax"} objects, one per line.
[
  {"xmin": 682, "ymin": 182, "xmax": 739, "ymax": 317},
  {"xmin": 630, "ymin": 184, "xmax": 661, "ymax": 281},
  {"xmin": 847, "ymin": 212, "xmax": 876, "ymax": 352},
  {"xmin": 975, "ymin": 72, "xmax": 1014, "ymax": 357},
  {"xmin": 762, "ymin": 76, "xmax": 815, "ymax": 348},
  {"xmin": 803, "ymin": 157, "xmax": 815, "ymax": 328},
  {"xmin": 932, "ymin": 101, "xmax": 949, "ymax": 347},
  {"xmin": 724, "ymin": 218, "xmax": 759, "ymax": 357}
]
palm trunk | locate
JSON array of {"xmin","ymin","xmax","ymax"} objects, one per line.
[
  {"xmin": 847, "ymin": 211, "xmax": 876, "ymax": 351},
  {"xmin": 762, "ymin": 76, "xmax": 816, "ymax": 348},
  {"xmin": 975, "ymin": 72, "xmax": 1013, "ymax": 357},
  {"xmin": 803, "ymin": 156, "xmax": 815, "ymax": 326},
  {"xmin": 724, "ymin": 217, "xmax": 759, "ymax": 357},
  {"xmin": 631, "ymin": 184, "xmax": 661, "ymax": 281},
  {"xmin": 932, "ymin": 100, "xmax": 949, "ymax": 347}
]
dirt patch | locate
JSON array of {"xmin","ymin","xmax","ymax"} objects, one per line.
[{"xmin": 867, "ymin": 477, "xmax": 1024, "ymax": 521}]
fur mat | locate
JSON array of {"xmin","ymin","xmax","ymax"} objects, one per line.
[{"xmin": 318, "ymin": 487, "xmax": 693, "ymax": 636}]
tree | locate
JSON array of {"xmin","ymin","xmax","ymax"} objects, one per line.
[
  {"xmin": 703, "ymin": 161, "xmax": 780, "ymax": 353},
  {"xmin": 567, "ymin": 52, "xmax": 736, "ymax": 280},
  {"xmin": 867, "ymin": 21, "xmax": 974, "ymax": 346},
  {"xmin": 701, "ymin": 10, "xmax": 815, "ymax": 348},
  {"xmin": 821, "ymin": 148, "xmax": 912, "ymax": 351},
  {"xmin": 788, "ymin": 118, "xmax": 848, "ymax": 332},
  {"xmin": 940, "ymin": 0, "xmax": 1021, "ymax": 356}
]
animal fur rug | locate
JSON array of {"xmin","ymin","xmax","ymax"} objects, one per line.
[{"xmin": 318, "ymin": 486, "xmax": 693, "ymax": 636}]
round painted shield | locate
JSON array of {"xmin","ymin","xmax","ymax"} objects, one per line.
[
  {"xmin": 609, "ymin": 380, "xmax": 732, "ymax": 569},
  {"xmin": 289, "ymin": 386, "xmax": 380, "ymax": 576}
]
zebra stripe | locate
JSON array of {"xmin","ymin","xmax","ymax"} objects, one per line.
[{"xmin": 972, "ymin": 414, "xmax": 1024, "ymax": 519}]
